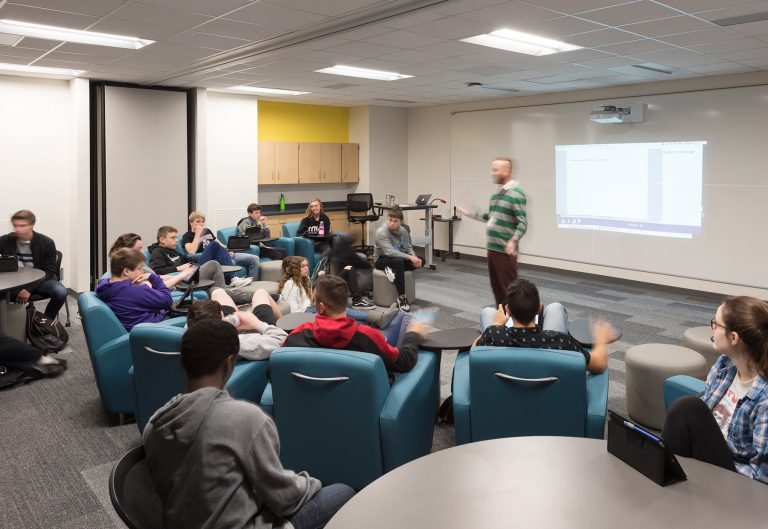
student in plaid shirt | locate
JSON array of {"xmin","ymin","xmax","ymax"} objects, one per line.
[{"xmin": 662, "ymin": 296, "xmax": 768, "ymax": 484}]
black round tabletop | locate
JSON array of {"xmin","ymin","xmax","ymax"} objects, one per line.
[
  {"xmin": 569, "ymin": 318, "xmax": 621, "ymax": 346},
  {"xmin": 254, "ymin": 237, "xmax": 279, "ymax": 244},
  {"xmin": 276, "ymin": 312, "xmax": 315, "ymax": 331},
  {"xmin": 303, "ymin": 233, "xmax": 338, "ymax": 239},
  {"xmin": 175, "ymin": 278, "xmax": 215, "ymax": 291},
  {"xmin": 221, "ymin": 265, "xmax": 243, "ymax": 274},
  {"xmin": 0, "ymin": 267, "xmax": 45, "ymax": 292},
  {"xmin": 421, "ymin": 327, "xmax": 481, "ymax": 353}
]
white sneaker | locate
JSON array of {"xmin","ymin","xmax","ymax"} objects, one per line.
[
  {"xmin": 384, "ymin": 266, "xmax": 395, "ymax": 283},
  {"xmin": 230, "ymin": 277, "xmax": 253, "ymax": 288}
]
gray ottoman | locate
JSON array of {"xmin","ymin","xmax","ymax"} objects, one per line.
[
  {"xmin": 683, "ymin": 326, "xmax": 718, "ymax": 374},
  {"xmin": 373, "ymin": 268, "xmax": 415, "ymax": 307},
  {"xmin": 260, "ymin": 260, "xmax": 284, "ymax": 282},
  {"xmin": 626, "ymin": 344, "xmax": 707, "ymax": 429}
]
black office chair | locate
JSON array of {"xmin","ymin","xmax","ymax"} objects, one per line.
[
  {"xmin": 346, "ymin": 193, "xmax": 379, "ymax": 255},
  {"xmin": 28, "ymin": 250, "xmax": 71, "ymax": 327},
  {"xmin": 109, "ymin": 445, "xmax": 164, "ymax": 529}
]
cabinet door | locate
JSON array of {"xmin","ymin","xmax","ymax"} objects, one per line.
[
  {"xmin": 258, "ymin": 141, "xmax": 276, "ymax": 184},
  {"xmin": 298, "ymin": 142, "xmax": 322, "ymax": 183},
  {"xmin": 341, "ymin": 143, "xmax": 359, "ymax": 183},
  {"xmin": 275, "ymin": 142, "xmax": 299, "ymax": 184},
  {"xmin": 321, "ymin": 143, "xmax": 342, "ymax": 182}
]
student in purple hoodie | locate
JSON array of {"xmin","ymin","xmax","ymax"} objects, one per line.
[{"xmin": 96, "ymin": 248, "xmax": 184, "ymax": 331}]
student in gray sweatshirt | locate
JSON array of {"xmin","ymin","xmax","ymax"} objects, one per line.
[{"xmin": 143, "ymin": 320, "xmax": 355, "ymax": 529}]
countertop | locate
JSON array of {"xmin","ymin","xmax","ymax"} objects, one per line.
[{"xmin": 260, "ymin": 201, "xmax": 348, "ymax": 215}]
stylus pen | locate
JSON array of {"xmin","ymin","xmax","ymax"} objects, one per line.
[{"xmin": 624, "ymin": 421, "xmax": 663, "ymax": 445}]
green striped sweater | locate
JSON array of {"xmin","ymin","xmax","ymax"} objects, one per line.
[{"xmin": 473, "ymin": 183, "xmax": 528, "ymax": 252}]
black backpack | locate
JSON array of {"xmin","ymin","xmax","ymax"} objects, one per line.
[
  {"xmin": 0, "ymin": 365, "xmax": 35, "ymax": 390},
  {"xmin": 25, "ymin": 302, "xmax": 68, "ymax": 354}
]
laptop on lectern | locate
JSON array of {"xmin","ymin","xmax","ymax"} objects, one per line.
[{"xmin": 414, "ymin": 194, "xmax": 432, "ymax": 205}]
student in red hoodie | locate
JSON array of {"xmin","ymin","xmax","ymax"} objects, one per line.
[{"xmin": 283, "ymin": 275, "xmax": 428, "ymax": 375}]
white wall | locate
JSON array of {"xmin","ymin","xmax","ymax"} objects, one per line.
[
  {"xmin": 204, "ymin": 91, "xmax": 259, "ymax": 230},
  {"xmin": 0, "ymin": 75, "xmax": 90, "ymax": 292},
  {"xmin": 408, "ymin": 71, "xmax": 768, "ymax": 297}
]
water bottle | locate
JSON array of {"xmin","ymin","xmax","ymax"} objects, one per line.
[
  {"xmin": 279, "ymin": 193, "xmax": 286, "ymax": 212},
  {"xmin": 318, "ymin": 221, "xmax": 325, "ymax": 236}
]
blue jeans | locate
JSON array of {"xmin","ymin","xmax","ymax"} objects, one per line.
[
  {"xmin": 479, "ymin": 302, "xmax": 569, "ymax": 333},
  {"xmin": 290, "ymin": 483, "xmax": 355, "ymax": 529},
  {"xmin": 196, "ymin": 243, "xmax": 260, "ymax": 280},
  {"xmin": 12, "ymin": 278, "xmax": 68, "ymax": 319}
]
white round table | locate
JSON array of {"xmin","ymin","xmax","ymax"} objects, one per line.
[{"xmin": 327, "ymin": 436, "xmax": 766, "ymax": 529}]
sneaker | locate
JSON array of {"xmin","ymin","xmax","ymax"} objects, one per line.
[
  {"xmin": 230, "ymin": 277, "xmax": 253, "ymax": 288},
  {"xmin": 397, "ymin": 295, "xmax": 410, "ymax": 312},
  {"xmin": 383, "ymin": 266, "xmax": 395, "ymax": 283},
  {"xmin": 352, "ymin": 298, "xmax": 375, "ymax": 310}
]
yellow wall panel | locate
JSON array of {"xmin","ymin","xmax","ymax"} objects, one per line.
[{"xmin": 258, "ymin": 100, "xmax": 349, "ymax": 142}]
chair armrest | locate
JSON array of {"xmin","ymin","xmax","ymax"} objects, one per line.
[
  {"xmin": 260, "ymin": 382, "xmax": 274, "ymax": 417},
  {"xmin": 292, "ymin": 237, "xmax": 315, "ymax": 262},
  {"xmin": 664, "ymin": 375, "xmax": 705, "ymax": 410},
  {"xmin": 380, "ymin": 352, "xmax": 437, "ymax": 472},
  {"xmin": 585, "ymin": 370, "xmax": 609, "ymax": 439},
  {"xmin": 271, "ymin": 237, "xmax": 295, "ymax": 255},
  {"xmin": 163, "ymin": 317, "xmax": 187, "ymax": 328},
  {"xmin": 93, "ymin": 335, "xmax": 135, "ymax": 414},
  {"xmin": 452, "ymin": 351, "xmax": 471, "ymax": 445}
]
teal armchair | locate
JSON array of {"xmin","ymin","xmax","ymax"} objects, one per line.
[
  {"xmin": 664, "ymin": 375, "xmax": 706, "ymax": 410},
  {"xmin": 282, "ymin": 221, "xmax": 319, "ymax": 268},
  {"xmin": 216, "ymin": 226, "xmax": 295, "ymax": 260}
]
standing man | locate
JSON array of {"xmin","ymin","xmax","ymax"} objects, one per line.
[
  {"xmin": 458, "ymin": 157, "xmax": 528, "ymax": 306},
  {"xmin": 0, "ymin": 210, "xmax": 68, "ymax": 320}
]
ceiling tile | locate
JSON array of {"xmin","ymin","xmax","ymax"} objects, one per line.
[
  {"xmin": 362, "ymin": 30, "xmax": 444, "ymax": 49},
  {"xmin": 595, "ymin": 38, "xmax": 672, "ymax": 54},
  {"xmin": 431, "ymin": 0, "xmax": 517, "ymax": 16},
  {"xmin": 564, "ymin": 28, "xmax": 641, "ymax": 46},
  {"xmin": 620, "ymin": 16, "xmax": 717, "ymax": 37},
  {"xmin": 56, "ymin": 41, "xmax": 131, "ymax": 56},
  {"xmin": 0, "ymin": 45, "xmax": 42, "ymax": 58},
  {"xmin": 14, "ymin": 37, "xmax": 63, "ymax": 51},
  {"xmin": 131, "ymin": 0, "xmax": 252, "ymax": 17},
  {"xmin": 166, "ymin": 31, "xmax": 251, "ymax": 51},
  {"xmin": 407, "ymin": 16, "xmax": 496, "ymax": 39},
  {"xmin": 716, "ymin": 45, "xmax": 768, "ymax": 59},
  {"xmin": 44, "ymin": 49, "xmax": 116, "ymax": 64},
  {"xmin": 694, "ymin": 1, "xmax": 768, "ymax": 20},
  {"xmin": 548, "ymin": 48, "xmax": 617, "ymax": 62},
  {"xmin": 262, "ymin": 0, "xmax": 381, "ymax": 17},
  {"xmin": 576, "ymin": 56, "xmax": 641, "ymax": 68},
  {"xmin": 658, "ymin": 27, "xmax": 747, "ymax": 46},
  {"xmin": 194, "ymin": 18, "xmax": 284, "ymax": 41},
  {"xmin": 110, "ymin": 3, "xmax": 211, "ymax": 29},
  {"xmin": 9, "ymin": 0, "xmax": 125, "ymax": 17},
  {"xmin": 462, "ymin": 1, "xmax": 562, "ymax": 26},
  {"xmin": 0, "ymin": 54, "xmax": 34, "ymax": 65},
  {"xmin": 89, "ymin": 18, "xmax": 183, "ymax": 40},
  {"xmin": 684, "ymin": 61, "xmax": 756, "ymax": 73},
  {"xmin": 380, "ymin": 10, "xmax": 446, "ymax": 30},
  {"xmin": 334, "ymin": 25, "xmax": 391, "ymax": 41},
  {"xmin": 738, "ymin": 56, "xmax": 768, "ymax": 66},
  {"xmin": 730, "ymin": 20, "xmax": 768, "ymax": 36},
  {"xmin": 0, "ymin": 4, "xmax": 98, "ymax": 29},
  {"xmin": 299, "ymin": 36, "xmax": 350, "ymax": 50},
  {"xmin": 688, "ymin": 36, "xmax": 767, "ymax": 53},
  {"xmin": 377, "ymin": 49, "xmax": 444, "ymax": 64},
  {"xmin": 577, "ymin": 1, "xmax": 681, "ymax": 26},
  {"xmin": 143, "ymin": 41, "xmax": 224, "ymax": 59},
  {"xmin": 661, "ymin": 0, "xmax": 762, "ymax": 12},
  {"xmin": 224, "ymin": 3, "xmax": 328, "ymax": 30},
  {"xmin": 524, "ymin": 15, "xmax": 605, "ymax": 37},
  {"xmin": 323, "ymin": 41, "xmax": 403, "ymax": 58},
  {"xmin": 523, "ymin": 0, "xmax": 638, "ymax": 15}
]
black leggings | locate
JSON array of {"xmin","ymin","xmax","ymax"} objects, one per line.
[
  {"xmin": 662, "ymin": 396, "xmax": 737, "ymax": 473},
  {"xmin": 374, "ymin": 256, "xmax": 415, "ymax": 297}
]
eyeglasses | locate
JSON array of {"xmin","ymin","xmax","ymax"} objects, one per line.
[{"xmin": 710, "ymin": 318, "xmax": 727, "ymax": 331}]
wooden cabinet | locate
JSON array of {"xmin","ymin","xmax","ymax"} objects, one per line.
[
  {"xmin": 260, "ymin": 141, "xmax": 357, "ymax": 185},
  {"xmin": 299, "ymin": 142, "xmax": 341, "ymax": 183},
  {"xmin": 341, "ymin": 143, "xmax": 359, "ymax": 183},
  {"xmin": 258, "ymin": 141, "xmax": 299, "ymax": 184}
]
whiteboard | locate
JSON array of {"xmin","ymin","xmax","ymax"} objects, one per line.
[{"xmin": 450, "ymin": 85, "xmax": 768, "ymax": 289}]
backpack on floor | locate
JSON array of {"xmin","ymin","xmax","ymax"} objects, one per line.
[
  {"xmin": 0, "ymin": 365, "xmax": 36, "ymax": 390},
  {"xmin": 25, "ymin": 302, "xmax": 68, "ymax": 354}
]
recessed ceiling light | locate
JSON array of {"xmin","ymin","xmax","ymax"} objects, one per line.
[
  {"xmin": 0, "ymin": 62, "xmax": 83, "ymax": 77},
  {"xmin": 0, "ymin": 19, "xmax": 154, "ymax": 49},
  {"xmin": 230, "ymin": 86, "xmax": 309, "ymax": 95},
  {"xmin": 315, "ymin": 65, "xmax": 413, "ymax": 81},
  {"xmin": 461, "ymin": 28, "xmax": 581, "ymax": 56}
]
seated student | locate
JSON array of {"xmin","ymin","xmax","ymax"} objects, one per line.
[
  {"xmin": 279, "ymin": 256, "xmax": 397, "ymax": 329},
  {"xmin": 182, "ymin": 210, "xmax": 260, "ymax": 281},
  {"xmin": 662, "ymin": 296, "xmax": 768, "ymax": 484},
  {"xmin": 0, "ymin": 209, "xmax": 67, "ymax": 320},
  {"xmin": 284, "ymin": 275, "xmax": 428, "ymax": 375},
  {"xmin": 146, "ymin": 226, "xmax": 251, "ymax": 289},
  {"xmin": 297, "ymin": 198, "xmax": 332, "ymax": 256},
  {"xmin": 373, "ymin": 207, "xmax": 421, "ymax": 312},
  {"xmin": 95, "ymin": 248, "xmax": 178, "ymax": 331},
  {"xmin": 325, "ymin": 234, "xmax": 375, "ymax": 309},
  {"xmin": 187, "ymin": 289, "xmax": 287, "ymax": 360},
  {"xmin": 236, "ymin": 203, "xmax": 286, "ymax": 261},
  {"xmin": 474, "ymin": 279, "xmax": 613, "ymax": 374},
  {"xmin": 143, "ymin": 319, "xmax": 355, "ymax": 529}
]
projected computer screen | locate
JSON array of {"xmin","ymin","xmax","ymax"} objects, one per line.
[{"xmin": 555, "ymin": 141, "xmax": 705, "ymax": 238}]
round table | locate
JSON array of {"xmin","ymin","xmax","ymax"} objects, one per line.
[
  {"xmin": 327, "ymin": 437, "xmax": 766, "ymax": 529},
  {"xmin": 303, "ymin": 233, "xmax": 338, "ymax": 241},
  {"xmin": 0, "ymin": 268, "xmax": 44, "ymax": 334},
  {"xmin": 276, "ymin": 312, "xmax": 315, "ymax": 332},
  {"xmin": 569, "ymin": 318, "xmax": 622, "ymax": 346},
  {"xmin": 421, "ymin": 328, "xmax": 481, "ymax": 415},
  {"xmin": 171, "ymin": 279, "xmax": 215, "ymax": 315},
  {"xmin": 221, "ymin": 265, "xmax": 243, "ymax": 274}
]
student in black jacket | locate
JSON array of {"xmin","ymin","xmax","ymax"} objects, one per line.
[
  {"xmin": 297, "ymin": 198, "xmax": 332, "ymax": 257},
  {"xmin": 0, "ymin": 210, "xmax": 67, "ymax": 319}
]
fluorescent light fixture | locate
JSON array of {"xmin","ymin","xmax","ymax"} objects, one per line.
[
  {"xmin": 230, "ymin": 86, "xmax": 309, "ymax": 95},
  {"xmin": 315, "ymin": 65, "xmax": 413, "ymax": 81},
  {"xmin": 461, "ymin": 28, "xmax": 581, "ymax": 56},
  {"xmin": 0, "ymin": 62, "xmax": 83, "ymax": 77},
  {"xmin": 0, "ymin": 19, "xmax": 154, "ymax": 49}
]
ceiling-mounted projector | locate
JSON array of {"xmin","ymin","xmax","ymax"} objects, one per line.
[{"xmin": 589, "ymin": 102, "xmax": 645, "ymax": 124}]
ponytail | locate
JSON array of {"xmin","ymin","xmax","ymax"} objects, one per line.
[{"xmin": 721, "ymin": 296, "xmax": 768, "ymax": 379}]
